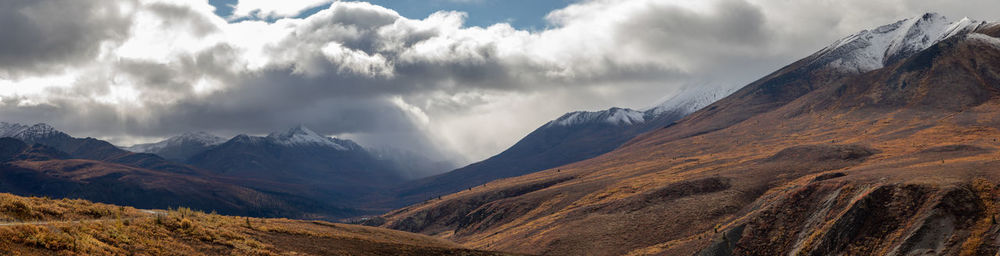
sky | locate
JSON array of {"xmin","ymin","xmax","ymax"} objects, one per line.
[
  {"xmin": 208, "ymin": 0, "xmax": 574, "ymax": 30},
  {"xmin": 2, "ymin": 0, "xmax": 1000, "ymax": 166}
]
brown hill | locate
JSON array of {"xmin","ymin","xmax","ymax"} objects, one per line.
[
  {"xmin": 376, "ymin": 24, "xmax": 1000, "ymax": 255},
  {"xmin": 0, "ymin": 192, "xmax": 515, "ymax": 255}
]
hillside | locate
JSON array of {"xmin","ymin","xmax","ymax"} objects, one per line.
[
  {"xmin": 0, "ymin": 192, "xmax": 515, "ymax": 255},
  {"xmin": 376, "ymin": 15, "xmax": 1000, "ymax": 255}
]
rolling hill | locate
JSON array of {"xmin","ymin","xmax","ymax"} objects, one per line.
[{"xmin": 0, "ymin": 192, "xmax": 514, "ymax": 256}]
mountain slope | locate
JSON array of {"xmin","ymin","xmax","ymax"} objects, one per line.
[
  {"xmin": 628, "ymin": 13, "xmax": 989, "ymax": 147},
  {"xmin": 377, "ymin": 14, "xmax": 1000, "ymax": 255},
  {"xmin": 386, "ymin": 88, "xmax": 722, "ymax": 209}
]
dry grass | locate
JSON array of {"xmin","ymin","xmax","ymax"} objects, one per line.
[{"xmin": 0, "ymin": 193, "xmax": 515, "ymax": 256}]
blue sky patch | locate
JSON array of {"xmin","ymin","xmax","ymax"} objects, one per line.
[{"xmin": 208, "ymin": 0, "xmax": 577, "ymax": 30}]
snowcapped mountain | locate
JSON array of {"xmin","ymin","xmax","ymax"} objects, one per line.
[
  {"xmin": 124, "ymin": 131, "xmax": 226, "ymax": 161},
  {"xmin": 0, "ymin": 121, "xmax": 211, "ymax": 175},
  {"xmin": 546, "ymin": 85, "xmax": 734, "ymax": 130},
  {"xmin": 810, "ymin": 13, "xmax": 987, "ymax": 73},
  {"xmin": 188, "ymin": 125, "xmax": 406, "ymax": 206},
  {"xmin": 266, "ymin": 125, "xmax": 362, "ymax": 150},
  {"xmin": 0, "ymin": 122, "xmax": 71, "ymax": 142}
]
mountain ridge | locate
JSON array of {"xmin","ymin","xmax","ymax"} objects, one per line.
[{"xmin": 375, "ymin": 14, "xmax": 1000, "ymax": 255}]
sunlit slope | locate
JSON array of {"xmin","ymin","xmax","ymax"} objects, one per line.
[{"xmin": 377, "ymin": 24, "xmax": 1000, "ymax": 255}]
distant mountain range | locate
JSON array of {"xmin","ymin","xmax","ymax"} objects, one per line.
[
  {"xmin": 1, "ymin": 122, "xmax": 471, "ymax": 215},
  {"xmin": 1, "ymin": 82, "xmax": 723, "ymax": 215},
  {"xmin": 0, "ymin": 123, "xmax": 408, "ymax": 217}
]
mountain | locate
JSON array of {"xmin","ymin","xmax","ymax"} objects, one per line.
[
  {"xmin": 123, "ymin": 132, "xmax": 225, "ymax": 162},
  {"xmin": 376, "ymin": 14, "xmax": 1000, "ymax": 255},
  {"xmin": 189, "ymin": 125, "xmax": 405, "ymax": 209},
  {"xmin": 0, "ymin": 137, "xmax": 341, "ymax": 218},
  {"xmin": 385, "ymin": 85, "xmax": 727, "ymax": 209},
  {"xmin": 0, "ymin": 122, "xmax": 208, "ymax": 176},
  {"xmin": 2, "ymin": 123, "xmax": 446, "ymax": 217}
]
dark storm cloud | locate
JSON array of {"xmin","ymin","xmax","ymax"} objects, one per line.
[
  {"xmin": 620, "ymin": 0, "xmax": 770, "ymax": 60},
  {"xmin": 0, "ymin": 0, "xmax": 134, "ymax": 77}
]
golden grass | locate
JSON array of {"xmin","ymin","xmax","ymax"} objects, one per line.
[
  {"xmin": 0, "ymin": 193, "xmax": 510, "ymax": 256},
  {"xmin": 959, "ymin": 178, "xmax": 1000, "ymax": 256}
]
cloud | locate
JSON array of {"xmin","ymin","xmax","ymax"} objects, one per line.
[
  {"xmin": 231, "ymin": 0, "xmax": 334, "ymax": 19},
  {"xmin": 0, "ymin": 0, "xmax": 134, "ymax": 78},
  {"xmin": 2, "ymin": 0, "xmax": 1000, "ymax": 166}
]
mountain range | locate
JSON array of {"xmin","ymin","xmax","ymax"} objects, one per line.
[
  {"xmin": 0, "ymin": 136, "xmax": 334, "ymax": 218},
  {"xmin": 375, "ymin": 13, "xmax": 1000, "ymax": 255}
]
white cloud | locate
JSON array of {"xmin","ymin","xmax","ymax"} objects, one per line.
[{"xmin": 231, "ymin": 0, "xmax": 334, "ymax": 19}]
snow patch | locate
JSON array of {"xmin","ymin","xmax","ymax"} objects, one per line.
[
  {"xmin": 547, "ymin": 107, "xmax": 647, "ymax": 127},
  {"xmin": 125, "ymin": 131, "xmax": 225, "ymax": 153},
  {"xmin": 647, "ymin": 85, "xmax": 736, "ymax": 116},
  {"xmin": 545, "ymin": 108, "xmax": 646, "ymax": 127},
  {"xmin": 606, "ymin": 109, "xmax": 646, "ymax": 125},
  {"xmin": 0, "ymin": 122, "xmax": 29, "ymax": 138},
  {"xmin": 266, "ymin": 125, "xmax": 349, "ymax": 150}
]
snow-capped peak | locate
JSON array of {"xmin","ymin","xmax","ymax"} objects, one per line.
[
  {"xmin": 266, "ymin": 125, "xmax": 348, "ymax": 150},
  {"xmin": 546, "ymin": 107, "xmax": 647, "ymax": 127},
  {"xmin": 10, "ymin": 123, "xmax": 66, "ymax": 141},
  {"xmin": 124, "ymin": 131, "xmax": 225, "ymax": 153},
  {"xmin": 813, "ymin": 13, "xmax": 986, "ymax": 73}
]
